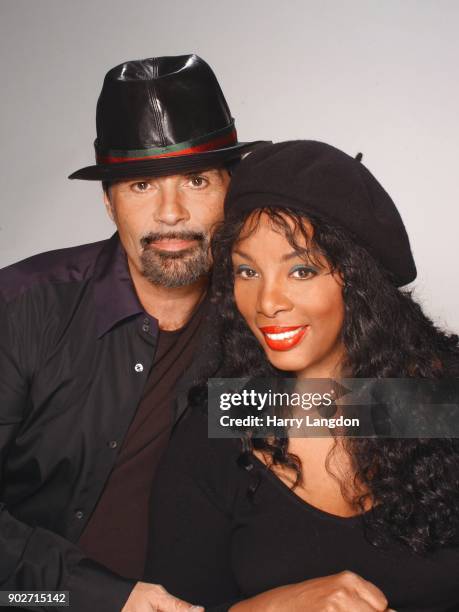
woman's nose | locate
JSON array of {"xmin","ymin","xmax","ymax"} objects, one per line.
[{"xmin": 256, "ymin": 281, "xmax": 293, "ymax": 318}]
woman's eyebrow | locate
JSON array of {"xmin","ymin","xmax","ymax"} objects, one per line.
[
  {"xmin": 281, "ymin": 251, "xmax": 303, "ymax": 262},
  {"xmin": 233, "ymin": 249, "xmax": 314, "ymax": 263},
  {"xmin": 281, "ymin": 249, "xmax": 320, "ymax": 262},
  {"xmin": 232, "ymin": 249, "xmax": 254, "ymax": 261},
  {"xmin": 233, "ymin": 249, "xmax": 317, "ymax": 262}
]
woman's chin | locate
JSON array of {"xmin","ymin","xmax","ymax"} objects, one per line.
[{"xmin": 264, "ymin": 349, "xmax": 312, "ymax": 374}]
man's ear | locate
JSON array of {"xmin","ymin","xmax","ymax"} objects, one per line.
[{"xmin": 103, "ymin": 190, "xmax": 115, "ymax": 222}]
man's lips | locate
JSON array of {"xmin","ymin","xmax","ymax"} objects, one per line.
[
  {"xmin": 146, "ymin": 239, "xmax": 198, "ymax": 252},
  {"xmin": 258, "ymin": 325, "xmax": 309, "ymax": 351}
]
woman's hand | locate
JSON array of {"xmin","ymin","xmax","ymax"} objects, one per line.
[
  {"xmin": 121, "ymin": 582, "xmax": 204, "ymax": 612},
  {"xmin": 230, "ymin": 571, "xmax": 392, "ymax": 612}
]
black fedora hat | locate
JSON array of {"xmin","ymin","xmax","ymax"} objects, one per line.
[{"xmin": 69, "ymin": 54, "xmax": 266, "ymax": 180}]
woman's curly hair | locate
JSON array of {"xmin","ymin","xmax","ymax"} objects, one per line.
[{"xmin": 190, "ymin": 206, "xmax": 459, "ymax": 554}]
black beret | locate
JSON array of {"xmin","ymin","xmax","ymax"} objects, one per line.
[{"xmin": 224, "ymin": 140, "xmax": 416, "ymax": 286}]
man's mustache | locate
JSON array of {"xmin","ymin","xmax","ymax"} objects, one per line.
[{"xmin": 140, "ymin": 231, "xmax": 206, "ymax": 248}]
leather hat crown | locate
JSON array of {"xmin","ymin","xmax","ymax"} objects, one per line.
[{"xmin": 69, "ymin": 54, "xmax": 265, "ymax": 180}]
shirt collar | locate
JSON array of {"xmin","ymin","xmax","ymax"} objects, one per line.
[{"xmin": 93, "ymin": 233, "xmax": 144, "ymax": 338}]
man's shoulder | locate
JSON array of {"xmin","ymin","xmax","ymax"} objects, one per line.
[{"xmin": 0, "ymin": 238, "xmax": 109, "ymax": 303}]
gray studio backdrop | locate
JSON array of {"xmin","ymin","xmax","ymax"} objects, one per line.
[{"xmin": 0, "ymin": 0, "xmax": 458, "ymax": 330}]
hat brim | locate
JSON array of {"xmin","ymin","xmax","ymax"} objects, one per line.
[{"xmin": 68, "ymin": 141, "xmax": 269, "ymax": 180}]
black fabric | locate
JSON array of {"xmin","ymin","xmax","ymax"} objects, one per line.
[
  {"xmin": 0, "ymin": 233, "xmax": 214, "ymax": 611},
  {"xmin": 224, "ymin": 140, "xmax": 417, "ymax": 286},
  {"xmin": 145, "ymin": 409, "xmax": 459, "ymax": 612}
]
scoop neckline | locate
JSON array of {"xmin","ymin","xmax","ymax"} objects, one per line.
[{"xmin": 250, "ymin": 453, "xmax": 374, "ymax": 524}]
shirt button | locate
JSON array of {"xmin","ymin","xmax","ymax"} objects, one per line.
[
  {"xmin": 108, "ymin": 440, "xmax": 118, "ymax": 449},
  {"xmin": 75, "ymin": 510, "xmax": 84, "ymax": 520},
  {"xmin": 135, "ymin": 363, "xmax": 144, "ymax": 373}
]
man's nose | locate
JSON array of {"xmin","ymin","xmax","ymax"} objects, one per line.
[
  {"xmin": 256, "ymin": 281, "xmax": 293, "ymax": 318},
  {"xmin": 153, "ymin": 186, "xmax": 190, "ymax": 225}
]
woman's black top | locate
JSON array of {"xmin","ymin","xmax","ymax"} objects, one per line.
[{"xmin": 144, "ymin": 409, "xmax": 459, "ymax": 612}]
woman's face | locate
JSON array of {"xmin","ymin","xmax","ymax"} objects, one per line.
[{"xmin": 232, "ymin": 212, "xmax": 345, "ymax": 378}]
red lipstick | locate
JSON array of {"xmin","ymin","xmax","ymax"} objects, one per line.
[{"xmin": 259, "ymin": 325, "xmax": 308, "ymax": 351}]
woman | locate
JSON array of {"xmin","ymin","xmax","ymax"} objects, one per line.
[{"xmin": 144, "ymin": 141, "xmax": 459, "ymax": 611}]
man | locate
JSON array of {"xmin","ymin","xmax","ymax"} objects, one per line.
[{"xmin": 0, "ymin": 54, "xmax": 264, "ymax": 611}]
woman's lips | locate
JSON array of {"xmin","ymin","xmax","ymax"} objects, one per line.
[{"xmin": 259, "ymin": 325, "xmax": 308, "ymax": 351}]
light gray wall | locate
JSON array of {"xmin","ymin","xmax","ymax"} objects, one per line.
[{"xmin": 1, "ymin": 0, "xmax": 458, "ymax": 330}]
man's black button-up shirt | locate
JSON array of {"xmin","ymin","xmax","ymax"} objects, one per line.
[{"xmin": 0, "ymin": 233, "xmax": 163, "ymax": 610}]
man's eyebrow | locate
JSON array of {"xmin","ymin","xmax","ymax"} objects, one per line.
[
  {"xmin": 184, "ymin": 168, "xmax": 221, "ymax": 176},
  {"xmin": 123, "ymin": 177, "xmax": 153, "ymax": 182}
]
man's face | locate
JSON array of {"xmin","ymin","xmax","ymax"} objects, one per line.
[{"xmin": 104, "ymin": 169, "xmax": 230, "ymax": 288}]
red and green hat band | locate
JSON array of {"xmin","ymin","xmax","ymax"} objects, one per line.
[{"xmin": 96, "ymin": 125, "xmax": 237, "ymax": 164}]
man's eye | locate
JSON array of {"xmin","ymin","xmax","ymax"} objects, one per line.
[
  {"xmin": 188, "ymin": 175, "xmax": 208, "ymax": 188},
  {"xmin": 290, "ymin": 265, "xmax": 317, "ymax": 279},
  {"xmin": 132, "ymin": 182, "xmax": 150, "ymax": 192},
  {"xmin": 235, "ymin": 265, "xmax": 258, "ymax": 279}
]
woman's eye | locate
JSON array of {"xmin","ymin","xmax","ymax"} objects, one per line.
[
  {"xmin": 235, "ymin": 265, "xmax": 258, "ymax": 279},
  {"xmin": 290, "ymin": 266, "xmax": 317, "ymax": 279},
  {"xmin": 188, "ymin": 175, "xmax": 208, "ymax": 188}
]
